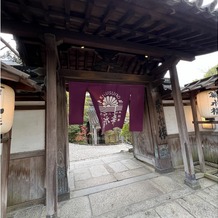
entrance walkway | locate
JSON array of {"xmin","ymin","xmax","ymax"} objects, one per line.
[{"xmin": 7, "ymin": 144, "xmax": 218, "ymax": 218}]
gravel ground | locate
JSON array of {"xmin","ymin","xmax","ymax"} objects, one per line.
[{"xmin": 69, "ymin": 143, "xmax": 133, "ymax": 161}]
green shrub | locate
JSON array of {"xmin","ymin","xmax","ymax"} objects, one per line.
[{"xmin": 120, "ymin": 123, "xmax": 132, "ymax": 144}]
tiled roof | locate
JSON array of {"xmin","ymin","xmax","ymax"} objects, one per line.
[
  {"xmin": 165, "ymin": 0, "xmax": 218, "ymax": 20},
  {"xmin": 181, "ymin": 74, "xmax": 218, "ymax": 92}
]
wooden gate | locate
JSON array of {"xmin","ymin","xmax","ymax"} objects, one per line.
[{"xmin": 132, "ymin": 88, "xmax": 155, "ymax": 166}]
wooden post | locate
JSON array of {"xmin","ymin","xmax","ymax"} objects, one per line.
[
  {"xmin": 169, "ymin": 64, "xmax": 200, "ymax": 189},
  {"xmin": 1, "ymin": 130, "xmax": 12, "ymax": 218},
  {"xmin": 57, "ymin": 77, "xmax": 70, "ymax": 200},
  {"xmin": 150, "ymin": 87, "xmax": 173, "ymax": 173},
  {"xmin": 190, "ymin": 93, "xmax": 206, "ymax": 172},
  {"xmin": 93, "ymin": 126, "xmax": 97, "ymax": 145},
  {"xmin": 45, "ymin": 33, "xmax": 58, "ymax": 217}
]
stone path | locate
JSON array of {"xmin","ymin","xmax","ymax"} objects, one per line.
[
  {"xmin": 69, "ymin": 143, "xmax": 132, "ymax": 161},
  {"xmin": 7, "ymin": 144, "xmax": 218, "ymax": 218}
]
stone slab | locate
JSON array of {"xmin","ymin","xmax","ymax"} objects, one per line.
[
  {"xmin": 74, "ymin": 168, "xmax": 92, "ymax": 181},
  {"xmin": 75, "ymin": 174, "xmax": 117, "ymax": 190},
  {"xmin": 89, "ymin": 165, "xmax": 109, "ymax": 177},
  {"xmin": 151, "ymin": 176, "xmax": 183, "ymax": 193},
  {"xmin": 114, "ymin": 167, "xmax": 152, "ymax": 181},
  {"xmin": 196, "ymin": 189, "xmax": 218, "ymax": 208},
  {"xmin": 95, "ymin": 187, "xmax": 193, "ymax": 218},
  {"xmin": 70, "ymin": 159, "xmax": 104, "ymax": 170},
  {"xmin": 6, "ymin": 205, "xmax": 44, "ymax": 218},
  {"xmin": 89, "ymin": 180, "xmax": 163, "ymax": 216},
  {"xmin": 71, "ymin": 173, "xmax": 158, "ymax": 198},
  {"xmin": 124, "ymin": 209, "xmax": 160, "ymax": 218},
  {"xmin": 121, "ymin": 159, "xmax": 141, "ymax": 169},
  {"xmin": 108, "ymin": 161, "xmax": 128, "ymax": 173},
  {"xmin": 155, "ymin": 202, "xmax": 194, "ymax": 218},
  {"xmin": 176, "ymin": 194, "xmax": 218, "ymax": 218},
  {"xmin": 59, "ymin": 196, "xmax": 92, "ymax": 218},
  {"xmin": 101, "ymin": 153, "xmax": 132, "ymax": 164}
]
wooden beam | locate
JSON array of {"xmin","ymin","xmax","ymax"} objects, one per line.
[
  {"xmin": 1, "ymin": 130, "xmax": 12, "ymax": 218},
  {"xmin": 0, "ymin": 36, "xmax": 19, "ymax": 57},
  {"xmin": 2, "ymin": 21, "xmax": 195, "ymax": 61},
  {"xmin": 61, "ymin": 69, "xmax": 150, "ymax": 84},
  {"xmin": 169, "ymin": 64, "xmax": 200, "ymax": 189},
  {"xmin": 45, "ymin": 33, "xmax": 58, "ymax": 217},
  {"xmin": 59, "ymin": 33, "xmax": 194, "ymax": 62},
  {"xmin": 190, "ymin": 93, "xmax": 206, "ymax": 173},
  {"xmin": 151, "ymin": 57, "xmax": 180, "ymax": 78}
]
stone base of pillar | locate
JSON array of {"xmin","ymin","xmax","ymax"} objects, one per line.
[
  {"xmin": 155, "ymin": 157, "xmax": 174, "ymax": 173},
  {"xmin": 46, "ymin": 214, "xmax": 57, "ymax": 218},
  {"xmin": 184, "ymin": 173, "xmax": 201, "ymax": 190},
  {"xmin": 58, "ymin": 192, "xmax": 70, "ymax": 202},
  {"xmin": 58, "ymin": 166, "xmax": 69, "ymax": 199}
]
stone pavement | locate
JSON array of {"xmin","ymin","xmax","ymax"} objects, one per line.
[{"xmin": 7, "ymin": 144, "xmax": 218, "ymax": 218}]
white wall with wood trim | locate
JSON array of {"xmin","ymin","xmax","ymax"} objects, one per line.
[
  {"xmin": 163, "ymin": 104, "xmax": 218, "ymax": 167},
  {"xmin": 163, "ymin": 106, "xmax": 194, "ymax": 134},
  {"xmin": 5, "ymin": 106, "xmax": 46, "ymax": 209},
  {"xmin": 11, "ymin": 110, "xmax": 45, "ymax": 153}
]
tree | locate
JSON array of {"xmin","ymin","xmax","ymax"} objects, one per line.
[
  {"xmin": 68, "ymin": 92, "xmax": 91, "ymax": 143},
  {"xmin": 203, "ymin": 64, "xmax": 218, "ymax": 78},
  {"xmin": 0, "ymin": 50, "xmax": 22, "ymax": 64},
  {"xmin": 120, "ymin": 122, "xmax": 132, "ymax": 144}
]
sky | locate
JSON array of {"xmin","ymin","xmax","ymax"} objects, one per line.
[
  {"xmin": 1, "ymin": 0, "xmax": 218, "ymax": 86},
  {"xmin": 166, "ymin": 51, "xmax": 218, "ymax": 86}
]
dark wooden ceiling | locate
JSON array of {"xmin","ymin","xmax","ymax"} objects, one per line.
[{"xmin": 1, "ymin": 0, "xmax": 218, "ymax": 86}]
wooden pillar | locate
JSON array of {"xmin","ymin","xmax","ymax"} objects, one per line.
[
  {"xmin": 45, "ymin": 33, "xmax": 58, "ymax": 217},
  {"xmin": 93, "ymin": 126, "xmax": 97, "ymax": 145},
  {"xmin": 57, "ymin": 77, "xmax": 70, "ymax": 200},
  {"xmin": 169, "ymin": 64, "xmax": 200, "ymax": 189},
  {"xmin": 149, "ymin": 87, "xmax": 173, "ymax": 173},
  {"xmin": 190, "ymin": 93, "xmax": 206, "ymax": 172},
  {"xmin": 1, "ymin": 130, "xmax": 12, "ymax": 218}
]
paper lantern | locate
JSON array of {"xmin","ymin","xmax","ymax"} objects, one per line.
[
  {"xmin": 0, "ymin": 84, "xmax": 15, "ymax": 134},
  {"xmin": 197, "ymin": 90, "xmax": 218, "ymax": 118}
]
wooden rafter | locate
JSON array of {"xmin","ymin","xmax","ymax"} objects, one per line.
[
  {"xmin": 119, "ymin": 15, "xmax": 151, "ymax": 40},
  {"xmin": 64, "ymin": 0, "xmax": 71, "ymax": 29},
  {"xmin": 117, "ymin": 10, "xmax": 134, "ymax": 26},
  {"xmin": 81, "ymin": 0, "xmax": 94, "ymax": 32},
  {"xmin": 2, "ymin": 20, "xmax": 195, "ymax": 60},
  {"xmin": 94, "ymin": 2, "xmax": 115, "ymax": 35},
  {"xmin": 17, "ymin": 0, "xmax": 32, "ymax": 22}
]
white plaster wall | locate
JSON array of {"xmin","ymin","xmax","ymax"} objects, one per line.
[
  {"xmin": 11, "ymin": 110, "xmax": 45, "ymax": 153},
  {"xmin": 163, "ymin": 106, "xmax": 194, "ymax": 135}
]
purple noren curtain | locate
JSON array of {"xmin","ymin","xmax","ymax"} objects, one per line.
[{"xmin": 69, "ymin": 82, "xmax": 144, "ymax": 132}]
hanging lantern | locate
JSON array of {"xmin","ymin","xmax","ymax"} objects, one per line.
[
  {"xmin": 197, "ymin": 90, "xmax": 218, "ymax": 118},
  {"xmin": 0, "ymin": 84, "xmax": 15, "ymax": 134}
]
